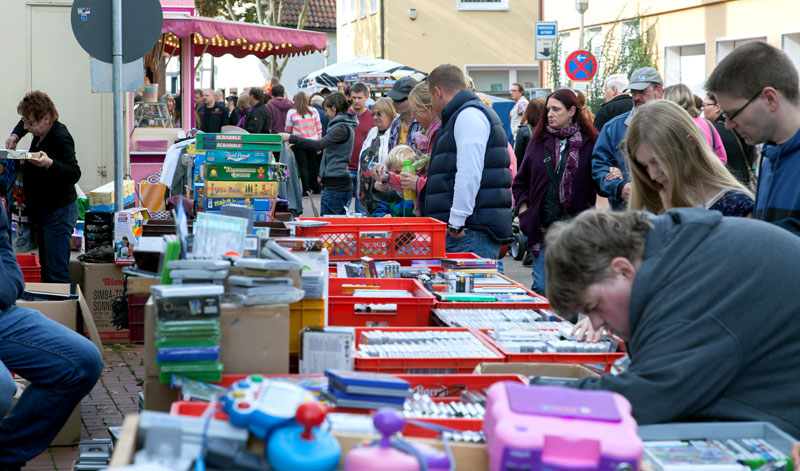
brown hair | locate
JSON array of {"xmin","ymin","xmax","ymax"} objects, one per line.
[
  {"xmin": 18, "ymin": 91, "xmax": 58, "ymax": 122},
  {"xmin": 663, "ymin": 84, "xmax": 701, "ymax": 118},
  {"xmin": 545, "ymin": 210, "xmax": 652, "ymax": 317},
  {"xmin": 372, "ymin": 97, "xmax": 397, "ymax": 121},
  {"xmin": 350, "ymin": 82, "xmax": 370, "ymax": 96},
  {"xmin": 427, "ymin": 64, "xmax": 466, "ymax": 93},
  {"xmin": 293, "ymin": 91, "xmax": 310, "ymax": 117},
  {"xmin": 523, "ymin": 98, "xmax": 545, "ymax": 126},
  {"xmin": 323, "ymin": 92, "xmax": 350, "ymax": 115},
  {"xmin": 706, "ymin": 41, "xmax": 800, "ymax": 105}
]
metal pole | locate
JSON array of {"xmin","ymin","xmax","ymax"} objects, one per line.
[
  {"xmin": 112, "ymin": 0, "xmax": 123, "ymax": 212},
  {"xmin": 579, "ymin": 11, "xmax": 585, "ymax": 50}
]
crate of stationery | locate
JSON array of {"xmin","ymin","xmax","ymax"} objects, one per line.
[{"xmin": 328, "ymin": 278, "xmax": 436, "ymax": 327}]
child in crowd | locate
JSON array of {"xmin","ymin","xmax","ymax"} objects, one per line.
[{"xmin": 372, "ymin": 145, "xmax": 415, "ymax": 217}]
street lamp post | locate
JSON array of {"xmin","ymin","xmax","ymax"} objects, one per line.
[{"xmin": 576, "ymin": 0, "xmax": 589, "ymax": 50}]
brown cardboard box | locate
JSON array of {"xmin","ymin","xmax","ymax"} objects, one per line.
[
  {"xmin": 143, "ymin": 299, "xmax": 290, "ymax": 411},
  {"xmin": 472, "ymin": 362, "xmax": 602, "ymax": 378},
  {"xmin": 226, "ymin": 266, "xmax": 302, "ymax": 290},
  {"xmin": 16, "ymin": 283, "xmax": 102, "ymax": 446},
  {"xmin": 109, "ymin": 415, "xmax": 489, "ymax": 470},
  {"xmin": 125, "ymin": 275, "xmax": 159, "ymax": 295},
  {"xmin": 79, "ymin": 262, "xmax": 129, "ymax": 343}
]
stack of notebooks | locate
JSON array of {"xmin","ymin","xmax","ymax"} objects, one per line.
[
  {"xmin": 165, "ymin": 259, "xmax": 230, "ymax": 285},
  {"xmin": 441, "ymin": 258, "xmax": 498, "ymax": 278},
  {"xmin": 322, "ymin": 370, "xmax": 412, "ymax": 410},
  {"xmin": 230, "ymin": 258, "xmax": 302, "ymax": 305},
  {"xmin": 151, "ymin": 284, "xmax": 224, "ymax": 383}
]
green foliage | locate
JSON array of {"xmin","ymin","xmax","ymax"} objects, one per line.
[
  {"xmin": 586, "ymin": 14, "xmax": 658, "ymax": 115},
  {"xmin": 550, "ymin": 34, "xmax": 563, "ymax": 91}
]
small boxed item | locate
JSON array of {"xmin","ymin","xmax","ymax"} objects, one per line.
[
  {"xmin": 114, "ymin": 209, "xmax": 150, "ymax": 265},
  {"xmin": 204, "ymin": 181, "xmax": 279, "ymax": 198},
  {"xmin": 89, "ymin": 180, "xmax": 135, "ymax": 212},
  {"xmin": 205, "ymin": 162, "xmax": 288, "ymax": 182}
]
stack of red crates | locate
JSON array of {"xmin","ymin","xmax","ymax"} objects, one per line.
[
  {"xmin": 127, "ymin": 294, "xmax": 149, "ymax": 344},
  {"xmin": 16, "ymin": 254, "xmax": 41, "ymax": 283}
]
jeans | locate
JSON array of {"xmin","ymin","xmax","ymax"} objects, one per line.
[
  {"xmin": 32, "ymin": 201, "xmax": 77, "ymax": 284},
  {"xmin": 320, "ymin": 188, "xmax": 351, "ymax": 216},
  {"xmin": 347, "ymin": 170, "xmax": 365, "ymax": 214},
  {"xmin": 0, "ymin": 306, "xmax": 103, "ymax": 466},
  {"xmin": 446, "ymin": 228, "xmax": 504, "ymax": 273},
  {"xmin": 531, "ymin": 244, "xmax": 547, "ymax": 296}
]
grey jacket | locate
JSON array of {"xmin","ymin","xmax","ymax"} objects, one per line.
[
  {"xmin": 575, "ymin": 208, "xmax": 800, "ymax": 437},
  {"xmin": 291, "ymin": 113, "xmax": 358, "ymax": 182}
]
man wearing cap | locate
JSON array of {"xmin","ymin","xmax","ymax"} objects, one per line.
[
  {"xmin": 421, "ymin": 64, "xmax": 513, "ymax": 261},
  {"xmin": 387, "ymin": 76, "xmax": 422, "ymax": 152},
  {"xmin": 591, "ymin": 67, "xmax": 663, "ymax": 210}
]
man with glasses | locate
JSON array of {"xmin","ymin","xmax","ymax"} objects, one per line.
[
  {"xmin": 707, "ymin": 42, "xmax": 800, "ymax": 235},
  {"xmin": 592, "ymin": 67, "xmax": 663, "ymax": 210},
  {"xmin": 387, "ymin": 76, "xmax": 421, "ymax": 152},
  {"xmin": 702, "ymin": 94, "xmax": 756, "ymax": 187},
  {"xmin": 509, "ymin": 82, "xmax": 529, "ymax": 143}
]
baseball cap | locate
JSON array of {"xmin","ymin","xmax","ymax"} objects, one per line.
[
  {"xmin": 387, "ymin": 76, "xmax": 417, "ymax": 101},
  {"xmin": 626, "ymin": 67, "xmax": 663, "ymax": 91}
]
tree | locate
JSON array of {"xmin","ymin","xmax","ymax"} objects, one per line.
[
  {"xmin": 549, "ymin": 34, "xmax": 563, "ymax": 90},
  {"xmin": 194, "ymin": 0, "xmax": 312, "ymax": 81}
]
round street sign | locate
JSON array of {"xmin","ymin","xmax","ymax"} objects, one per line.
[
  {"xmin": 71, "ymin": 0, "xmax": 163, "ymax": 64},
  {"xmin": 565, "ymin": 50, "xmax": 598, "ymax": 81}
]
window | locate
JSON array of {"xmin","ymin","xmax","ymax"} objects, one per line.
[
  {"xmin": 716, "ymin": 37, "xmax": 765, "ymax": 64},
  {"xmin": 783, "ymin": 33, "xmax": 800, "ymax": 74},
  {"xmin": 464, "ymin": 66, "xmax": 540, "ymax": 94},
  {"xmin": 586, "ymin": 26, "xmax": 603, "ymax": 75},
  {"xmin": 664, "ymin": 44, "xmax": 706, "ymax": 98},
  {"xmin": 469, "ymin": 70, "xmax": 509, "ymax": 92},
  {"xmin": 457, "ymin": 0, "xmax": 509, "ymax": 12},
  {"xmin": 516, "ymin": 70, "xmax": 539, "ymax": 90},
  {"xmin": 370, "ymin": 0, "xmax": 378, "ymax": 14},
  {"xmin": 359, "ymin": 0, "xmax": 367, "ymax": 18},
  {"xmin": 558, "ymin": 32, "xmax": 570, "ymax": 73},
  {"xmin": 349, "ymin": 0, "xmax": 358, "ymax": 21}
]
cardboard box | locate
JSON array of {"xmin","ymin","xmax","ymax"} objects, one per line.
[
  {"xmin": 198, "ymin": 196, "xmax": 274, "ymax": 211},
  {"xmin": 89, "ymin": 180, "xmax": 135, "ymax": 212},
  {"xmin": 109, "ymin": 415, "xmax": 490, "ymax": 470},
  {"xmin": 16, "ymin": 283, "xmax": 102, "ymax": 446},
  {"xmin": 114, "ymin": 209, "xmax": 149, "ymax": 265},
  {"xmin": 472, "ymin": 362, "xmax": 602, "ymax": 378},
  {"xmin": 143, "ymin": 299, "xmax": 290, "ymax": 410},
  {"xmin": 79, "ymin": 262, "xmax": 129, "ymax": 343},
  {"xmin": 204, "ymin": 149, "xmax": 273, "ymax": 164},
  {"xmin": 205, "ymin": 163, "xmax": 287, "ymax": 182},
  {"xmin": 125, "ymin": 275, "xmax": 159, "ymax": 295},
  {"xmin": 204, "ymin": 180, "xmax": 279, "ymax": 198}
]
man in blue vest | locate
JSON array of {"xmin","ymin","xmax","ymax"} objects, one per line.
[{"xmin": 421, "ymin": 64, "xmax": 513, "ymax": 260}]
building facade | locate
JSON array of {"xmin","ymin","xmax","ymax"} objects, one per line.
[
  {"xmin": 337, "ymin": 0, "xmax": 542, "ymax": 94},
  {"xmin": 544, "ymin": 0, "xmax": 800, "ymax": 97}
]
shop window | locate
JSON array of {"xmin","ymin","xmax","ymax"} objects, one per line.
[
  {"xmin": 370, "ymin": 0, "xmax": 378, "ymax": 14},
  {"xmin": 457, "ymin": 0, "xmax": 509, "ymax": 11},
  {"xmin": 664, "ymin": 44, "xmax": 706, "ymax": 98},
  {"xmin": 716, "ymin": 37, "xmax": 766, "ymax": 64},
  {"xmin": 359, "ymin": 0, "xmax": 367, "ymax": 18},
  {"xmin": 468, "ymin": 69, "xmax": 509, "ymax": 92},
  {"xmin": 516, "ymin": 70, "xmax": 539, "ymax": 90}
]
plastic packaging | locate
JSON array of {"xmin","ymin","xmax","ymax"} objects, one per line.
[{"xmin": 402, "ymin": 160, "xmax": 417, "ymax": 201}]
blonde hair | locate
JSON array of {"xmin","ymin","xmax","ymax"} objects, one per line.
[
  {"xmin": 475, "ymin": 93, "xmax": 493, "ymax": 107},
  {"xmin": 385, "ymin": 144, "xmax": 415, "ymax": 172},
  {"xmin": 625, "ymin": 100, "xmax": 751, "ymax": 214},
  {"xmin": 662, "ymin": 84, "xmax": 700, "ymax": 118},
  {"xmin": 371, "ymin": 97, "xmax": 397, "ymax": 121},
  {"xmin": 409, "ymin": 83, "xmax": 432, "ymax": 113}
]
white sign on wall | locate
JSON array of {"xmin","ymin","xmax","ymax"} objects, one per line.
[{"xmin": 535, "ymin": 21, "xmax": 558, "ymax": 61}]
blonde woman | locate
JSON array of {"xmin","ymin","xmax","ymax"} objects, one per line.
[
  {"xmin": 662, "ymin": 84, "xmax": 727, "ymax": 164},
  {"xmin": 357, "ymin": 97, "xmax": 396, "ymax": 215},
  {"xmin": 626, "ymin": 100, "xmax": 753, "ymax": 217}
]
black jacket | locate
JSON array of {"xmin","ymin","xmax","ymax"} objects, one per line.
[
  {"xmin": 245, "ymin": 101, "xmax": 271, "ymax": 134},
  {"xmin": 228, "ymin": 107, "xmax": 242, "ymax": 127},
  {"xmin": 13, "ymin": 120, "xmax": 81, "ymax": 216},
  {"xmin": 593, "ymin": 94, "xmax": 633, "ymax": 131},
  {"xmin": 197, "ymin": 103, "xmax": 229, "ymax": 133},
  {"xmin": 513, "ymin": 124, "xmax": 533, "ymax": 168},
  {"xmin": 712, "ymin": 117, "xmax": 755, "ymax": 186}
]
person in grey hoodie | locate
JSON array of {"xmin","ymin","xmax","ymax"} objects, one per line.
[
  {"xmin": 542, "ymin": 207, "xmax": 800, "ymax": 437},
  {"xmin": 280, "ymin": 92, "xmax": 357, "ymax": 215}
]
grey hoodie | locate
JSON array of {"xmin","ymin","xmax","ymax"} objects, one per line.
[{"xmin": 574, "ymin": 207, "xmax": 800, "ymax": 437}]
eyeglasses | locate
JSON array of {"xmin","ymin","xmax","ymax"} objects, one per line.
[
  {"xmin": 700, "ymin": 102, "xmax": 716, "ymax": 109},
  {"xmin": 722, "ymin": 89, "xmax": 762, "ymax": 122}
]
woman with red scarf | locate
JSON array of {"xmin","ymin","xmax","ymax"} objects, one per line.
[{"xmin": 512, "ymin": 88, "xmax": 598, "ymax": 294}]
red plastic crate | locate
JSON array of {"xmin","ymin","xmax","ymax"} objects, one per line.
[
  {"xmin": 476, "ymin": 329, "xmax": 626, "ymax": 373},
  {"xmin": 328, "ymin": 278, "xmax": 436, "ymax": 327},
  {"xmin": 295, "ymin": 217, "xmax": 446, "ymax": 261},
  {"xmin": 354, "ymin": 327, "xmax": 504, "ymax": 374},
  {"xmin": 127, "ymin": 294, "xmax": 149, "ymax": 344},
  {"xmin": 169, "ymin": 373, "xmax": 527, "ymax": 438},
  {"xmin": 16, "ymin": 254, "xmax": 41, "ymax": 283},
  {"xmin": 434, "ymin": 284, "xmax": 551, "ymax": 310}
]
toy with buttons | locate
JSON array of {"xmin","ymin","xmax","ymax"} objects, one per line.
[
  {"xmin": 267, "ymin": 402, "xmax": 341, "ymax": 471},
  {"xmin": 344, "ymin": 408, "xmax": 451, "ymax": 471}
]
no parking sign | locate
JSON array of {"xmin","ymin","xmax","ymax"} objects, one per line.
[{"xmin": 565, "ymin": 50, "xmax": 597, "ymax": 81}]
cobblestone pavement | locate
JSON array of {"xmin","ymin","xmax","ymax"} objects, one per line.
[{"xmin": 22, "ymin": 343, "xmax": 145, "ymax": 471}]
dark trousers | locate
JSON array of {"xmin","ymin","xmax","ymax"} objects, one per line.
[
  {"xmin": 293, "ymin": 148, "xmax": 312, "ymax": 195},
  {"xmin": 32, "ymin": 201, "xmax": 77, "ymax": 284},
  {"xmin": 308, "ymin": 152, "xmax": 322, "ymax": 193}
]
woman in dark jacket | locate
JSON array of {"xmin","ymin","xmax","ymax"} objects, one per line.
[
  {"xmin": 513, "ymin": 98, "xmax": 545, "ymax": 168},
  {"xmin": 512, "ymin": 88, "xmax": 598, "ymax": 294}
]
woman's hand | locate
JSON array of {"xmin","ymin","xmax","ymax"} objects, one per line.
[
  {"xmin": 606, "ymin": 167, "xmax": 623, "ymax": 181},
  {"xmin": 399, "ymin": 172, "xmax": 418, "ymax": 191},
  {"xmin": 30, "ymin": 151, "xmax": 53, "ymax": 168},
  {"xmin": 371, "ymin": 164, "xmax": 388, "ymax": 183},
  {"xmin": 572, "ymin": 317, "xmax": 606, "ymax": 343},
  {"xmin": 5, "ymin": 135, "xmax": 18, "ymax": 149},
  {"xmin": 278, "ymin": 132, "xmax": 291, "ymax": 141},
  {"xmin": 374, "ymin": 181, "xmax": 389, "ymax": 192}
]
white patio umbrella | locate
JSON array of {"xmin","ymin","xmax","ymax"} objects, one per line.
[{"xmin": 297, "ymin": 55, "xmax": 424, "ymax": 91}]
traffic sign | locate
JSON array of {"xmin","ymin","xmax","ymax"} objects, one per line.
[
  {"xmin": 565, "ymin": 50, "xmax": 597, "ymax": 81},
  {"xmin": 71, "ymin": 0, "xmax": 163, "ymax": 64},
  {"xmin": 535, "ymin": 21, "xmax": 558, "ymax": 61}
]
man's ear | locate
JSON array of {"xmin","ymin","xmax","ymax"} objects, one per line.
[
  {"xmin": 762, "ymin": 87, "xmax": 781, "ymax": 112},
  {"xmin": 610, "ymin": 257, "xmax": 637, "ymax": 280}
]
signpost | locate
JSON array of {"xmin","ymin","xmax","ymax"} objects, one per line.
[
  {"xmin": 535, "ymin": 21, "xmax": 558, "ymax": 61},
  {"xmin": 564, "ymin": 49, "xmax": 597, "ymax": 82}
]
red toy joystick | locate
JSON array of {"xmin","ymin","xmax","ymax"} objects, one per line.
[{"xmin": 296, "ymin": 402, "xmax": 327, "ymax": 441}]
